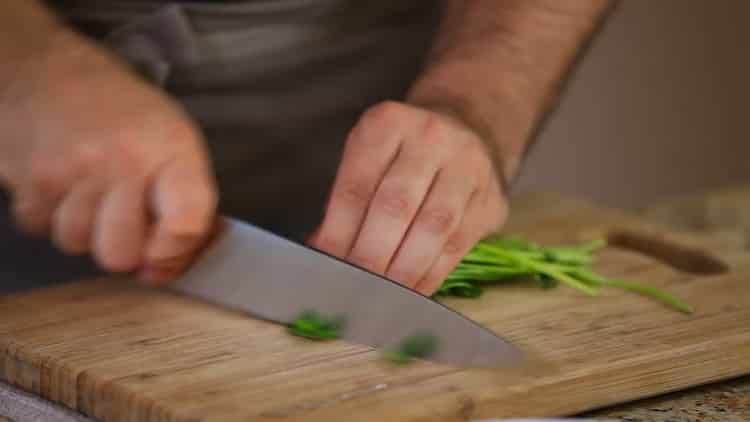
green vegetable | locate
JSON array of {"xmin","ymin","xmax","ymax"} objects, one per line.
[
  {"xmin": 436, "ymin": 236, "xmax": 693, "ymax": 314},
  {"xmin": 384, "ymin": 333, "xmax": 438, "ymax": 364},
  {"xmin": 435, "ymin": 279, "xmax": 483, "ymax": 298},
  {"xmin": 287, "ymin": 311, "xmax": 345, "ymax": 340}
]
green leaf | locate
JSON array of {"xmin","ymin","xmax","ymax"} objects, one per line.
[
  {"xmin": 399, "ymin": 333, "xmax": 438, "ymax": 358},
  {"xmin": 383, "ymin": 350, "xmax": 415, "ymax": 364},
  {"xmin": 383, "ymin": 333, "xmax": 438, "ymax": 364},
  {"xmin": 435, "ymin": 280, "xmax": 483, "ymax": 298},
  {"xmin": 287, "ymin": 311, "xmax": 345, "ymax": 341}
]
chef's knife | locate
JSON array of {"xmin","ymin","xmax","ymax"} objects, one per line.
[{"xmin": 169, "ymin": 217, "xmax": 525, "ymax": 368}]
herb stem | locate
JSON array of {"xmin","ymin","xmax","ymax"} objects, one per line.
[{"xmin": 596, "ymin": 278, "xmax": 693, "ymax": 314}]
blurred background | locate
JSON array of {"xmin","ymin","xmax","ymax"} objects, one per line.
[{"xmin": 513, "ymin": 0, "xmax": 750, "ymax": 208}]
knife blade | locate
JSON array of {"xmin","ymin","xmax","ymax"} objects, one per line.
[{"xmin": 169, "ymin": 217, "xmax": 525, "ymax": 368}]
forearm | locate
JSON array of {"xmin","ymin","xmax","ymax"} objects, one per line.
[
  {"xmin": 0, "ymin": 1, "xmax": 69, "ymax": 88},
  {"xmin": 0, "ymin": 2, "xmax": 131, "ymax": 187},
  {"xmin": 0, "ymin": 1, "xmax": 66, "ymax": 187},
  {"xmin": 408, "ymin": 0, "xmax": 617, "ymax": 184}
]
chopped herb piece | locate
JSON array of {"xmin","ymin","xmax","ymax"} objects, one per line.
[
  {"xmin": 287, "ymin": 311, "xmax": 344, "ymax": 340},
  {"xmin": 433, "ymin": 280, "xmax": 482, "ymax": 298},
  {"xmin": 383, "ymin": 350, "xmax": 415, "ymax": 365},
  {"xmin": 384, "ymin": 333, "xmax": 438, "ymax": 364}
]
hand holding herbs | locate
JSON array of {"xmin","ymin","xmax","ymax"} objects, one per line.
[{"xmin": 436, "ymin": 236, "xmax": 692, "ymax": 314}]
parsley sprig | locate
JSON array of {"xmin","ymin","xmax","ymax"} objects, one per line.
[{"xmin": 435, "ymin": 236, "xmax": 692, "ymax": 314}]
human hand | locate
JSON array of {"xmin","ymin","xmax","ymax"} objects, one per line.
[
  {"xmin": 0, "ymin": 31, "xmax": 217, "ymax": 284},
  {"xmin": 309, "ymin": 101, "xmax": 508, "ymax": 295}
]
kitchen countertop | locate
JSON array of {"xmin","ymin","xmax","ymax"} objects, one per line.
[
  {"xmin": 2, "ymin": 185, "xmax": 750, "ymax": 422},
  {"xmin": 584, "ymin": 376, "xmax": 750, "ymax": 421},
  {"xmin": 584, "ymin": 184, "xmax": 750, "ymax": 421}
]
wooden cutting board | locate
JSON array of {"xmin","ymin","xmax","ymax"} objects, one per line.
[{"xmin": 2, "ymin": 193, "xmax": 749, "ymax": 422}]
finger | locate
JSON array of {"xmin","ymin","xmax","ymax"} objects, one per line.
[
  {"xmin": 305, "ymin": 225, "xmax": 321, "ymax": 245},
  {"xmin": 12, "ymin": 147, "xmax": 97, "ymax": 235},
  {"xmin": 385, "ymin": 162, "xmax": 478, "ymax": 289},
  {"xmin": 12, "ymin": 166, "xmax": 71, "ymax": 235},
  {"xmin": 51, "ymin": 179, "xmax": 105, "ymax": 255},
  {"xmin": 310, "ymin": 103, "xmax": 404, "ymax": 257},
  {"xmin": 141, "ymin": 161, "xmax": 217, "ymax": 284},
  {"xmin": 13, "ymin": 192, "xmax": 57, "ymax": 235},
  {"xmin": 415, "ymin": 186, "xmax": 508, "ymax": 295},
  {"xmin": 346, "ymin": 122, "xmax": 458, "ymax": 274},
  {"xmin": 92, "ymin": 180, "xmax": 147, "ymax": 273}
]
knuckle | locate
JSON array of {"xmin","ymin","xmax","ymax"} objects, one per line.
[
  {"xmin": 194, "ymin": 183, "xmax": 219, "ymax": 212},
  {"xmin": 54, "ymin": 221, "xmax": 89, "ymax": 255},
  {"xmin": 486, "ymin": 197, "xmax": 509, "ymax": 234},
  {"xmin": 418, "ymin": 207, "xmax": 457, "ymax": 236},
  {"xmin": 72, "ymin": 144, "xmax": 105, "ymax": 176},
  {"xmin": 475, "ymin": 146, "xmax": 495, "ymax": 174},
  {"xmin": 155, "ymin": 180, "xmax": 217, "ymax": 241},
  {"xmin": 28, "ymin": 157, "xmax": 65, "ymax": 193},
  {"xmin": 145, "ymin": 254, "xmax": 189, "ymax": 270},
  {"xmin": 12, "ymin": 193, "xmax": 53, "ymax": 234},
  {"xmin": 419, "ymin": 114, "xmax": 448, "ymax": 145},
  {"xmin": 96, "ymin": 249, "xmax": 139, "ymax": 273},
  {"xmin": 417, "ymin": 277, "xmax": 443, "ymax": 295},
  {"xmin": 465, "ymin": 159, "xmax": 491, "ymax": 190},
  {"xmin": 313, "ymin": 234, "xmax": 345, "ymax": 257},
  {"xmin": 163, "ymin": 210, "xmax": 213, "ymax": 241},
  {"xmin": 363, "ymin": 101, "xmax": 406, "ymax": 127},
  {"xmin": 166, "ymin": 118, "xmax": 203, "ymax": 147},
  {"xmin": 348, "ymin": 251, "xmax": 377, "ymax": 272},
  {"xmin": 466, "ymin": 139, "xmax": 489, "ymax": 162},
  {"xmin": 388, "ymin": 268, "xmax": 421, "ymax": 287},
  {"xmin": 111, "ymin": 138, "xmax": 149, "ymax": 175},
  {"xmin": 333, "ymin": 181, "xmax": 372, "ymax": 209},
  {"xmin": 443, "ymin": 232, "xmax": 469, "ymax": 256},
  {"xmin": 172, "ymin": 188, "xmax": 217, "ymax": 225},
  {"xmin": 57, "ymin": 235, "xmax": 88, "ymax": 255},
  {"xmin": 13, "ymin": 207, "xmax": 48, "ymax": 234},
  {"xmin": 161, "ymin": 217, "xmax": 208, "ymax": 241},
  {"xmin": 375, "ymin": 184, "xmax": 415, "ymax": 220},
  {"xmin": 419, "ymin": 274, "xmax": 448, "ymax": 296}
]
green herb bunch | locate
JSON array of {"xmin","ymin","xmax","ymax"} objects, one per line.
[{"xmin": 435, "ymin": 236, "xmax": 693, "ymax": 314}]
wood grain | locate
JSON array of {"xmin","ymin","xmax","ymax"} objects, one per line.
[{"xmin": 1, "ymin": 192, "xmax": 749, "ymax": 421}]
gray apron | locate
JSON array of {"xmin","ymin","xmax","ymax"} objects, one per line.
[{"xmin": 0, "ymin": 0, "xmax": 442, "ymax": 292}]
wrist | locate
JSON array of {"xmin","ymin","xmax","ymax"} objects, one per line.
[
  {"xmin": 407, "ymin": 63, "xmax": 539, "ymax": 187},
  {"xmin": 0, "ymin": 3, "xmax": 69, "ymax": 99},
  {"xmin": 0, "ymin": 26, "xmax": 72, "ymax": 179},
  {"xmin": 0, "ymin": 27, "xmax": 125, "ymax": 188},
  {"xmin": 3, "ymin": 19, "xmax": 141, "ymax": 112}
]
